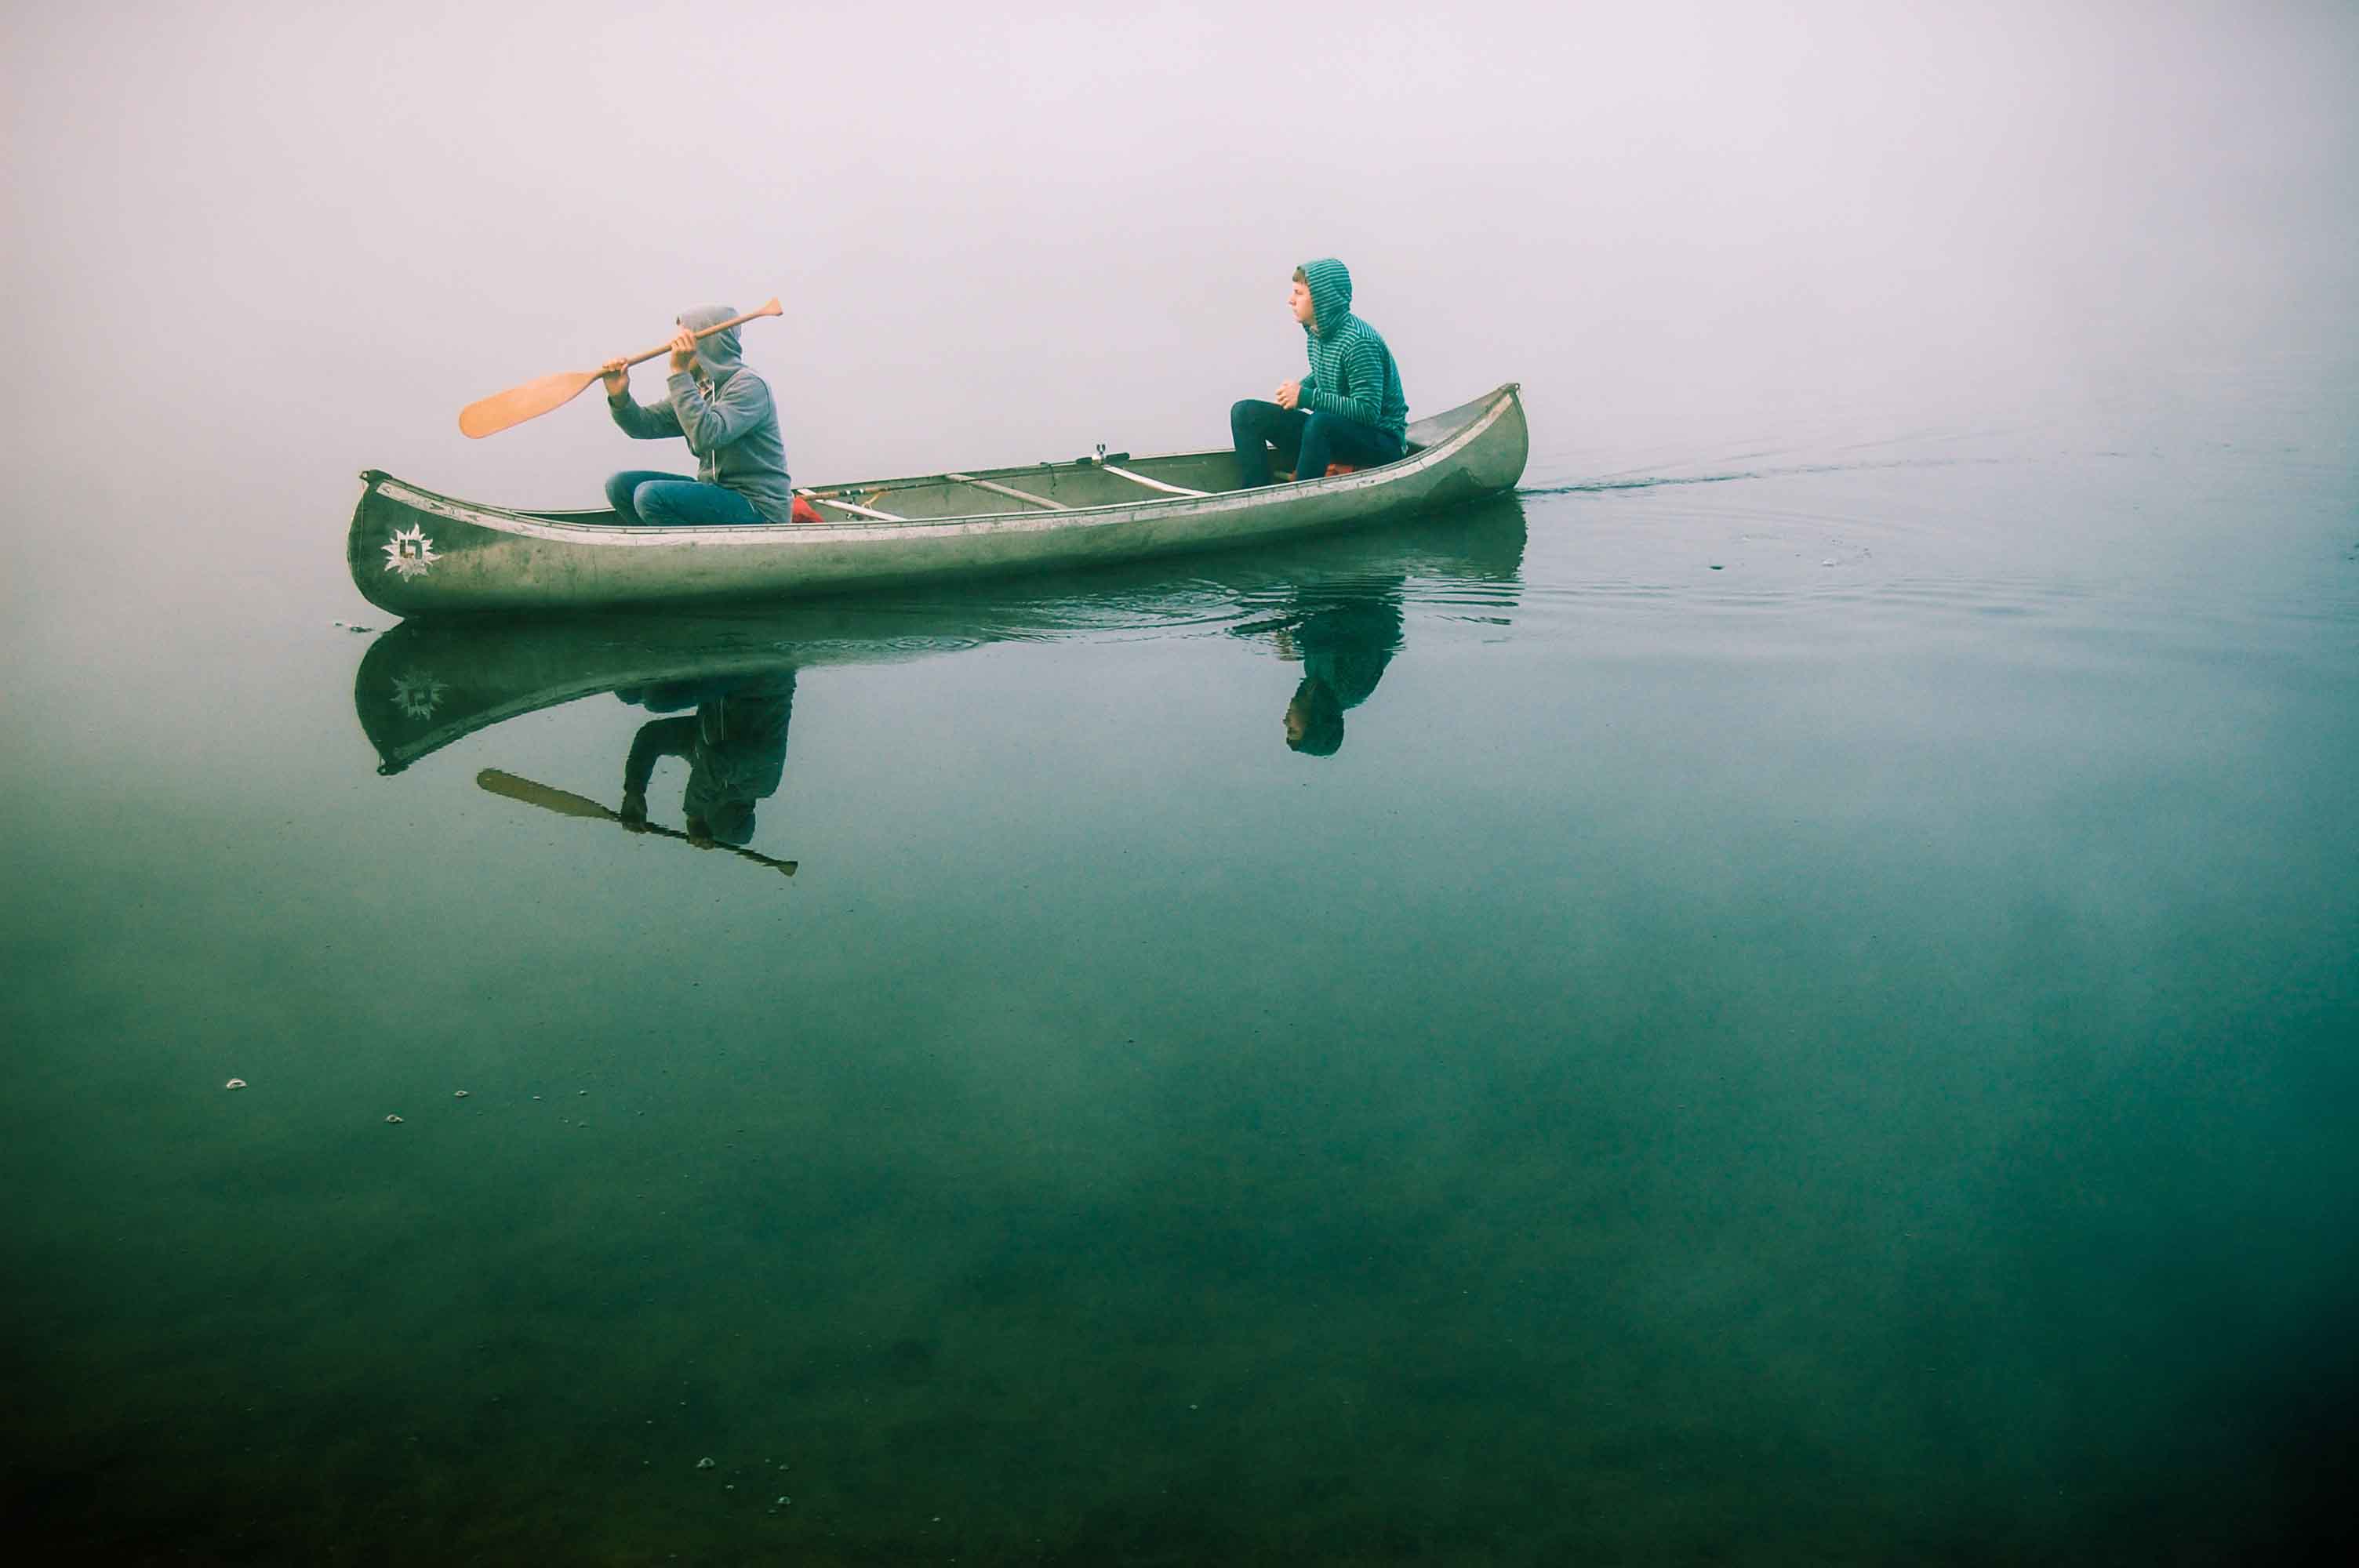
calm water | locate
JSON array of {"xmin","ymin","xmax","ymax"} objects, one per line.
[{"xmin": 3, "ymin": 350, "xmax": 2355, "ymax": 1563}]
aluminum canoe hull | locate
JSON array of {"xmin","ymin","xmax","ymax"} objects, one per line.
[{"xmin": 348, "ymin": 383, "xmax": 1527, "ymax": 615}]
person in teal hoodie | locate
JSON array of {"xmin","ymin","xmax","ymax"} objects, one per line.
[
  {"xmin": 1231, "ymin": 583, "xmax": 1406, "ymax": 756},
  {"xmin": 1230, "ymin": 258, "xmax": 1410, "ymax": 488},
  {"xmin": 601, "ymin": 305, "xmax": 794, "ymax": 524}
]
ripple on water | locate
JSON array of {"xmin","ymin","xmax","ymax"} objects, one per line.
[{"xmin": 1506, "ymin": 434, "xmax": 2359, "ymax": 652}]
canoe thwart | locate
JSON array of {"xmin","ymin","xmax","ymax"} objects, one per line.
[
  {"xmin": 1096, "ymin": 463, "xmax": 1209, "ymax": 499},
  {"xmin": 944, "ymin": 473, "xmax": 1070, "ymax": 511}
]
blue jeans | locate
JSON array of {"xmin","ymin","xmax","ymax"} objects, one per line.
[
  {"xmin": 604, "ymin": 470, "xmax": 764, "ymax": 526},
  {"xmin": 1230, "ymin": 400, "xmax": 1405, "ymax": 488}
]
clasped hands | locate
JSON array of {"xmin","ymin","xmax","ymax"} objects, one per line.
[{"xmin": 601, "ymin": 329, "xmax": 701, "ymax": 399}]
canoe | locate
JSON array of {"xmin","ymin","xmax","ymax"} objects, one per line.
[
  {"xmin": 353, "ymin": 495, "xmax": 1528, "ymax": 773},
  {"xmin": 347, "ymin": 383, "xmax": 1527, "ymax": 615}
]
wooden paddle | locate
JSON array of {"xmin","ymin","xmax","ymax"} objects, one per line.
[
  {"xmin": 457, "ymin": 299, "xmax": 783, "ymax": 438},
  {"xmin": 476, "ymin": 768, "xmax": 798, "ymax": 877}
]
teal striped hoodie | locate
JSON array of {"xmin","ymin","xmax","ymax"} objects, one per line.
[{"xmin": 1297, "ymin": 258, "xmax": 1408, "ymax": 440}]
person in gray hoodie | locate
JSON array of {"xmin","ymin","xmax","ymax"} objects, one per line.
[{"xmin": 601, "ymin": 305, "xmax": 794, "ymax": 524}]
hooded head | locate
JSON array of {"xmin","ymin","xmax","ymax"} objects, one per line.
[
  {"xmin": 682, "ymin": 767, "xmax": 760, "ymax": 846},
  {"xmin": 1285, "ymin": 677, "xmax": 1347, "ymax": 757},
  {"xmin": 700, "ymin": 799, "xmax": 758, "ymax": 847},
  {"xmin": 1295, "ymin": 259, "xmax": 1353, "ymax": 338},
  {"xmin": 675, "ymin": 304, "xmax": 744, "ymax": 383}
]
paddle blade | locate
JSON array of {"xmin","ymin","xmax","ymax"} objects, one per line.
[
  {"xmin": 476, "ymin": 768, "xmax": 615, "ymax": 820},
  {"xmin": 458, "ymin": 369, "xmax": 599, "ymax": 438}
]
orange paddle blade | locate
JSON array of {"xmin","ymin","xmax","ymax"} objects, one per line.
[{"xmin": 458, "ymin": 369, "xmax": 600, "ymax": 439}]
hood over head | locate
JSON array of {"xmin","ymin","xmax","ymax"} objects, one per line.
[
  {"xmin": 700, "ymin": 799, "xmax": 758, "ymax": 847},
  {"xmin": 682, "ymin": 768, "xmax": 759, "ymax": 845},
  {"xmin": 1287, "ymin": 676, "xmax": 1347, "ymax": 756},
  {"xmin": 1297, "ymin": 258, "xmax": 1353, "ymax": 337},
  {"xmin": 676, "ymin": 303, "xmax": 744, "ymax": 382}
]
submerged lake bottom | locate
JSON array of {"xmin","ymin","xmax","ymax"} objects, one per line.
[{"xmin": 4, "ymin": 431, "xmax": 2356, "ymax": 1564}]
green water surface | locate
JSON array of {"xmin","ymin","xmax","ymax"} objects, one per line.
[{"xmin": 4, "ymin": 396, "xmax": 2357, "ymax": 1565}]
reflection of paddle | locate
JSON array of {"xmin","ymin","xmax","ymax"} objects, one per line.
[
  {"xmin": 457, "ymin": 299, "xmax": 783, "ymax": 438},
  {"xmin": 475, "ymin": 769, "xmax": 797, "ymax": 877}
]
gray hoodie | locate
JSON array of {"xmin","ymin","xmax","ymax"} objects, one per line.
[{"xmin": 609, "ymin": 304, "xmax": 794, "ymax": 522}]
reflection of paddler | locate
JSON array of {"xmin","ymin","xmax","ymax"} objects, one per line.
[
  {"xmin": 1271, "ymin": 589, "xmax": 1405, "ymax": 757},
  {"xmin": 616, "ymin": 671, "xmax": 795, "ymax": 846}
]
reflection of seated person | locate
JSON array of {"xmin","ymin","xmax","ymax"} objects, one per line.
[
  {"xmin": 1266, "ymin": 589, "xmax": 1405, "ymax": 757},
  {"xmin": 615, "ymin": 671, "xmax": 795, "ymax": 845}
]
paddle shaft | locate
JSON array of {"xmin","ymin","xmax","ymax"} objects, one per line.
[{"xmin": 612, "ymin": 299, "xmax": 783, "ymax": 371}]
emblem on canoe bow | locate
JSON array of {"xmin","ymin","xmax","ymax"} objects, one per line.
[
  {"xmin": 383, "ymin": 524, "xmax": 440, "ymax": 579},
  {"xmin": 390, "ymin": 669, "xmax": 448, "ymax": 720}
]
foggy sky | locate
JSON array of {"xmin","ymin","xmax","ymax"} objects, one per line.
[{"xmin": 3, "ymin": 0, "xmax": 2354, "ymax": 563}]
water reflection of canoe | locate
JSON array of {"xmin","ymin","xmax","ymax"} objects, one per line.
[
  {"xmin": 348, "ymin": 384, "xmax": 1527, "ymax": 615},
  {"xmin": 354, "ymin": 497, "xmax": 1526, "ymax": 774}
]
